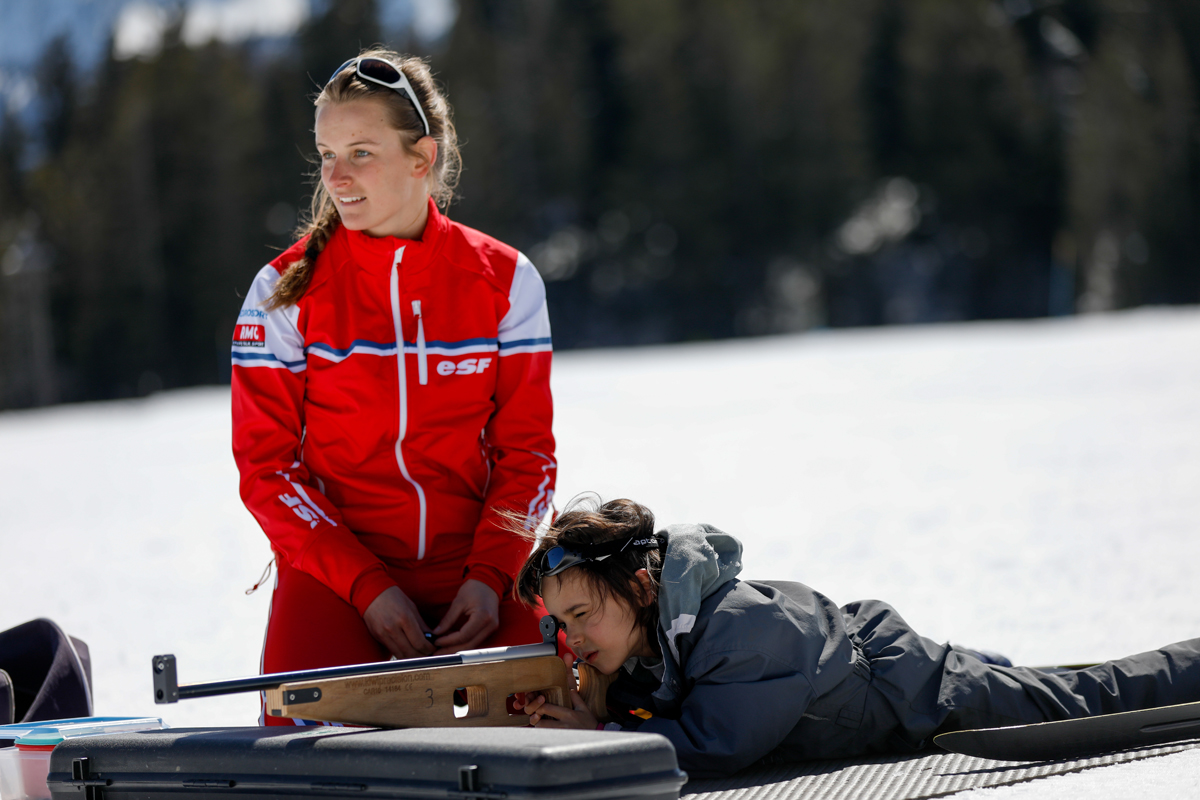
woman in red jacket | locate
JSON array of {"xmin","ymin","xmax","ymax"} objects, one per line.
[{"xmin": 231, "ymin": 50, "xmax": 556, "ymax": 723}]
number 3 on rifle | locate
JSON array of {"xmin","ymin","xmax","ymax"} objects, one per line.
[{"xmin": 425, "ymin": 688, "xmax": 433, "ymax": 707}]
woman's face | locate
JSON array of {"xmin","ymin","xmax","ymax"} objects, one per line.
[
  {"xmin": 540, "ymin": 569, "xmax": 654, "ymax": 675},
  {"xmin": 315, "ymin": 98, "xmax": 434, "ymax": 240}
]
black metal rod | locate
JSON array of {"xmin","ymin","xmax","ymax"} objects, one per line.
[
  {"xmin": 178, "ymin": 642, "xmax": 557, "ymax": 699},
  {"xmin": 179, "ymin": 654, "xmax": 459, "ymax": 699}
]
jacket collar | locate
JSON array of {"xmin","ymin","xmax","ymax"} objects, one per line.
[
  {"xmin": 337, "ymin": 196, "xmax": 448, "ymax": 274},
  {"xmin": 656, "ymin": 524, "xmax": 744, "ymax": 665},
  {"xmin": 637, "ymin": 526, "xmax": 744, "ymax": 711}
]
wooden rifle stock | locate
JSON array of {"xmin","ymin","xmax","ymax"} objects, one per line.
[{"xmin": 153, "ymin": 615, "xmax": 618, "ymax": 727}]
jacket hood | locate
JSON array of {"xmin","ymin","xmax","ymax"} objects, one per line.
[{"xmin": 656, "ymin": 523, "xmax": 743, "ymax": 664}]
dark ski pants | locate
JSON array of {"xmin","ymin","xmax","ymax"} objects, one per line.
[
  {"xmin": 842, "ymin": 600, "xmax": 1200, "ymax": 752},
  {"xmin": 933, "ymin": 638, "xmax": 1200, "ymax": 732}
]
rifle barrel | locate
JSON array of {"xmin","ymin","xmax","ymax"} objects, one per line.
[{"xmin": 155, "ymin": 642, "xmax": 558, "ymax": 703}]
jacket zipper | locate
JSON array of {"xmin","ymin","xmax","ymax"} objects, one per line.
[
  {"xmin": 412, "ymin": 299, "xmax": 428, "ymax": 385},
  {"xmin": 390, "ymin": 248, "xmax": 428, "ymax": 559}
]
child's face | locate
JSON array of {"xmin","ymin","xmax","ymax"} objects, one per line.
[{"xmin": 540, "ymin": 569, "xmax": 654, "ymax": 675}]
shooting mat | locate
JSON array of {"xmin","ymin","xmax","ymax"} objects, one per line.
[{"xmin": 682, "ymin": 739, "xmax": 1200, "ymax": 799}]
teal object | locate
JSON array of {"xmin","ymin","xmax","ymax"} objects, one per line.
[{"xmin": 0, "ymin": 716, "xmax": 164, "ymax": 746}]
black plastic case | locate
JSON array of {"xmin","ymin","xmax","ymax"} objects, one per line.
[{"xmin": 47, "ymin": 726, "xmax": 687, "ymax": 799}]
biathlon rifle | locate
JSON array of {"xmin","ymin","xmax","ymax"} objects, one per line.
[{"xmin": 152, "ymin": 616, "xmax": 616, "ymax": 728}]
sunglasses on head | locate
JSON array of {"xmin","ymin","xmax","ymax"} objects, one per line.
[
  {"xmin": 537, "ymin": 533, "xmax": 662, "ymax": 582},
  {"xmin": 328, "ymin": 56, "xmax": 431, "ymax": 138}
]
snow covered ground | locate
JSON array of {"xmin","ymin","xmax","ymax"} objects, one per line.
[{"xmin": 2, "ymin": 306, "xmax": 1198, "ymax": 797}]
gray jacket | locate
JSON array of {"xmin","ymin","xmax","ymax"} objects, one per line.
[
  {"xmin": 619, "ymin": 524, "xmax": 1200, "ymax": 778},
  {"xmin": 620, "ymin": 524, "xmax": 949, "ymax": 777}
]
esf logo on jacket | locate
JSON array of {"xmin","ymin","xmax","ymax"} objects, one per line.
[{"xmin": 437, "ymin": 357, "xmax": 492, "ymax": 376}]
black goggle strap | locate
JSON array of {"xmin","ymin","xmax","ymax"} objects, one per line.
[
  {"xmin": 536, "ymin": 534, "xmax": 664, "ymax": 597},
  {"xmin": 579, "ymin": 533, "xmax": 661, "ymax": 559},
  {"xmin": 540, "ymin": 533, "xmax": 662, "ymax": 573}
]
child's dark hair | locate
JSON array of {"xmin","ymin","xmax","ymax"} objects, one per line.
[{"xmin": 515, "ymin": 496, "xmax": 663, "ymax": 642}]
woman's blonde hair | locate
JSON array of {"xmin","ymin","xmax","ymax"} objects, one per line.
[{"xmin": 264, "ymin": 48, "xmax": 462, "ymax": 311}]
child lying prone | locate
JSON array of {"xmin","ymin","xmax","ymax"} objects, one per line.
[{"xmin": 511, "ymin": 498, "xmax": 1200, "ymax": 778}]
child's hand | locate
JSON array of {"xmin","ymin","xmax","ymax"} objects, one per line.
[
  {"xmin": 510, "ymin": 690, "xmax": 544, "ymax": 715},
  {"xmin": 516, "ymin": 689, "xmax": 599, "ymax": 730}
]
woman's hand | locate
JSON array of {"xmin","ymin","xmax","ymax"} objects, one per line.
[
  {"xmin": 363, "ymin": 586, "xmax": 436, "ymax": 659},
  {"xmin": 431, "ymin": 579, "xmax": 500, "ymax": 653},
  {"xmin": 514, "ymin": 690, "xmax": 599, "ymax": 730}
]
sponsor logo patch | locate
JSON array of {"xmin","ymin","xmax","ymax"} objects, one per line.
[
  {"xmin": 234, "ymin": 324, "xmax": 265, "ymax": 347},
  {"xmin": 239, "ymin": 308, "xmax": 267, "ymax": 320}
]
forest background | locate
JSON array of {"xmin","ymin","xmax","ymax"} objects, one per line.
[{"xmin": 1, "ymin": 0, "xmax": 1198, "ymax": 407}]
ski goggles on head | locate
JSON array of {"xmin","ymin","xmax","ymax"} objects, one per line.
[
  {"xmin": 328, "ymin": 56, "xmax": 431, "ymax": 137},
  {"xmin": 536, "ymin": 534, "xmax": 663, "ymax": 581}
]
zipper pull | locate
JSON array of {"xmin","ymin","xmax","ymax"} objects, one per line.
[{"xmin": 412, "ymin": 299, "xmax": 428, "ymax": 385}]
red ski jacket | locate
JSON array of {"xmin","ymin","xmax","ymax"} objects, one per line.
[{"xmin": 231, "ymin": 199, "xmax": 556, "ymax": 615}]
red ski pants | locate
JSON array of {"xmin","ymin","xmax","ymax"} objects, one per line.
[{"xmin": 260, "ymin": 552, "xmax": 549, "ymax": 726}]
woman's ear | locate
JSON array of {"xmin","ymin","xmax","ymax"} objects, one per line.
[
  {"xmin": 633, "ymin": 569, "xmax": 656, "ymax": 606},
  {"xmin": 410, "ymin": 136, "xmax": 438, "ymax": 179}
]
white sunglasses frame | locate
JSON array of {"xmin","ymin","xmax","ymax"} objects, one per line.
[{"xmin": 329, "ymin": 57, "xmax": 431, "ymax": 138}]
